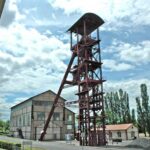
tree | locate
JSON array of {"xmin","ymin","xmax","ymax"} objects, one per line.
[
  {"xmin": 0, "ymin": 120, "xmax": 10, "ymax": 133},
  {"xmin": 131, "ymin": 109, "xmax": 136, "ymax": 125},
  {"xmin": 4, "ymin": 120, "xmax": 10, "ymax": 132},
  {"xmin": 136, "ymin": 84, "xmax": 150, "ymax": 136},
  {"xmin": 104, "ymin": 89, "xmax": 132, "ymax": 125},
  {"xmin": 0, "ymin": 120, "xmax": 5, "ymax": 132},
  {"xmin": 136, "ymin": 97, "xmax": 146, "ymax": 134},
  {"xmin": 141, "ymin": 84, "xmax": 150, "ymax": 136}
]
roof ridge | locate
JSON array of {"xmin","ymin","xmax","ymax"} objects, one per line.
[{"xmin": 11, "ymin": 89, "xmax": 67, "ymax": 109}]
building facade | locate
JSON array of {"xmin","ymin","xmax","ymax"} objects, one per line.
[
  {"xmin": 10, "ymin": 90, "xmax": 75, "ymax": 140},
  {"xmin": 105, "ymin": 124, "xmax": 139, "ymax": 141}
]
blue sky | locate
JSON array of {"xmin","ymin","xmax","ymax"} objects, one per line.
[{"xmin": 0, "ymin": 0, "xmax": 150, "ymax": 120}]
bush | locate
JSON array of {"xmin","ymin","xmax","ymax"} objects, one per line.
[
  {"xmin": 112, "ymin": 138, "xmax": 122, "ymax": 142},
  {"xmin": 0, "ymin": 140, "xmax": 21, "ymax": 150}
]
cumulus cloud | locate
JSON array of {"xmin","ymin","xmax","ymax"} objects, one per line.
[
  {"xmin": 0, "ymin": 97, "xmax": 11, "ymax": 120},
  {"xmin": 104, "ymin": 78, "xmax": 150, "ymax": 108},
  {"xmin": 103, "ymin": 59, "xmax": 134, "ymax": 71},
  {"xmin": 117, "ymin": 41, "xmax": 150, "ymax": 64},
  {"xmin": 0, "ymin": 95, "xmax": 30, "ymax": 120},
  {"xmin": 105, "ymin": 40, "xmax": 150, "ymax": 65},
  {"xmin": 0, "ymin": 0, "xmax": 149, "ymax": 121},
  {"xmin": 0, "ymin": 0, "xmax": 25, "ymax": 27},
  {"xmin": 0, "ymin": 23, "xmax": 71, "ymax": 95},
  {"xmin": 0, "ymin": 20, "xmax": 72, "ymax": 120},
  {"xmin": 50, "ymin": 0, "xmax": 150, "ymax": 29}
]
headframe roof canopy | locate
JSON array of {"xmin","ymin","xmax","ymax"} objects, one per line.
[{"xmin": 67, "ymin": 13, "xmax": 104, "ymax": 36}]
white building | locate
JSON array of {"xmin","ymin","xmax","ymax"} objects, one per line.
[{"xmin": 105, "ymin": 123, "xmax": 139, "ymax": 141}]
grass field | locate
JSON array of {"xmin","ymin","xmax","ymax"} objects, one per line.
[{"xmin": 24, "ymin": 147, "xmax": 45, "ymax": 150}]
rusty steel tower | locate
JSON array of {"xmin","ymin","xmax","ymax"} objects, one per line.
[{"xmin": 39, "ymin": 13, "xmax": 106, "ymax": 146}]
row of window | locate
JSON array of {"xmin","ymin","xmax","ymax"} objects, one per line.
[
  {"xmin": 110, "ymin": 131, "xmax": 135, "ymax": 138},
  {"xmin": 33, "ymin": 101, "xmax": 53, "ymax": 106},
  {"xmin": 11, "ymin": 112, "xmax": 73, "ymax": 126},
  {"xmin": 36, "ymin": 112, "xmax": 73, "ymax": 122},
  {"xmin": 36, "ymin": 112, "xmax": 60, "ymax": 121},
  {"xmin": 11, "ymin": 113, "xmax": 31, "ymax": 127}
]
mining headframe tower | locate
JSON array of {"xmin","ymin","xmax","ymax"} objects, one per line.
[{"xmin": 39, "ymin": 12, "xmax": 106, "ymax": 146}]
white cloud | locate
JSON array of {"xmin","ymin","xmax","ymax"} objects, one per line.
[
  {"xmin": 103, "ymin": 59, "xmax": 134, "ymax": 71},
  {"xmin": 0, "ymin": 23, "xmax": 71, "ymax": 95},
  {"xmin": 117, "ymin": 41, "xmax": 150, "ymax": 64},
  {"xmin": 50, "ymin": 0, "xmax": 150, "ymax": 29},
  {"xmin": 106, "ymin": 40, "xmax": 150, "ymax": 65},
  {"xmin": 0, "ymin": 97, "xmax": 11, "ymax": 120},
  {"xmin": 0, "ymin": 21, "xmax": 73, "ymax": 120},
  {"xmin": 0, "ymin": 95, "xmax": 30, "ymax": 120},
  {"xmin": 0, "ymin": 0, "xmax": 149, "ymax": 121},
  {"xmin": 104, "ymin": 78, "xmax": 150, "ymax": 108},
  {"xmin": 0, "ymin": 0, "xmax": 25, "ymax": 27}
]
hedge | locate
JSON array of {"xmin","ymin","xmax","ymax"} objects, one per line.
[
  {"xmin": 112, "ymin": 138, "xmax": 122, "ymax": 142},
  {"xmin": 0, "ymin": 140, "xmax": 21, "ymax": 150}
]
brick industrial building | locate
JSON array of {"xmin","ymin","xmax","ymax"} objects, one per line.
[{"xmin": 10, "ymin": 90, "xmax": 75, "ymax": 140}]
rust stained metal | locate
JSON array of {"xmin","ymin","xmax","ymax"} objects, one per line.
[{"xmin": 39, "ymin": 13, "xmax": 106, "ymax": 146}]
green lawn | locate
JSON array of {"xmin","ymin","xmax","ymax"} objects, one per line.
[{"xmin": 24, "ymin": 147, "xmax": 45, "ymax": 150}]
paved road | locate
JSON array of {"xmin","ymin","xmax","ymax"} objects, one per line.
[{"xmin": 0, "ymin": 135, "xmax": 144, "ymax": 150}]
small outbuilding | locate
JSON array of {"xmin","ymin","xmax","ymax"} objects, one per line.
[{"xmin": 105, "ymin": 123, "xmax": 139, "ymax": 141}]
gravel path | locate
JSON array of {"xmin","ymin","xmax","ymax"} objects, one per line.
[
  {"xmin": 0, "ymin": 135, "xmax": 145, "ymax": 150},
  {"xmin": 126, "ymin": 138, "xmax": 150, "ymax": 149}
]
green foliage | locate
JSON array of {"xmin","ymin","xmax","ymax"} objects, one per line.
[
  {"xmin": 131, "ymin": 109, "xmax": 136, "ymax": 124},
  {"xmin": 104, "ymin": 89, "xmax": 132, "ymax": 125},
  {"xmin": 0, "ymin": 140, "xmax": 21, "ymax": 150},
  {"xmin": 24, "ymin": 147, "xmax": 45, "ymax": 150},
  {"xmin": 0, "ymin": 120, "xmax": 4, "ymax": 128},
  {"xmin": 136, "ymin": 84, "xmax": 150, "ymax": 137},
  {"xmin": 0, "ymin": 120, "xmax": 10, "ymax": 134},
  {"xmin": 4, "ymin": 120, "xmax": 10, "ymax": 131}
]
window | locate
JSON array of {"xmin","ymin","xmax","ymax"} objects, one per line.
[
  {"xmin": 67, "ymin": 125, "xmax": 72, "ymax": 130},
  {"xmin": 117, "ymin": 131, "xmax": 121, "ymax": 137},
  {"xmin": 16, "ymin": 116, "xmax": 18, "ymax": 126},
  {"xmin": 67, "ymin": 114, "xmax": 72, "ymax": 121},
  {"xmin": 131, "ymin": 131, "xmax": 135, "ymax": 137},
  {"xmin": 19, "ymin": 116, "xmax": 22, "ymax": 126},
  {"xmin": 12, "ymin": 118, "xmax": 15, "ymax": 127},
  {"xmin": 34, "ymin": 101, "xmax": 53, "ymax": 106},
  {"xmin": 37, "ymin": 112, "xmax": 45, "ymax": 121},
  {"xmin": 27, "ymin": 114, "xmax": 31, "ymax": 126},
  {"xmin": 23, "ymin": 115, "xmax": 25, "ymax": 126},
  {"xmin": 53, "ymin": 112, "xmax": 60, "ymax": 121}
]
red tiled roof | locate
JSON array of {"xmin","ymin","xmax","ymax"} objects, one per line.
[{"xmin": 105, "ymin": 123, "xmax": 133, "ymax": 131}]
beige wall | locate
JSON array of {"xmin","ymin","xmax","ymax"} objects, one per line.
[
  {"xmin": 10, "ymin": 101, "xmax": 32, "ymax": 139},
  {"xmin": 127, "ymin": 126, "xmax": 139, "ymax": 140},
  {"xmin": 10, "ymin": 91, "xmax": 75, "ymax": 140},
  {"xmin": 64, "ymin": 108, "xmax": 75, "ymax": 134},
  {"xmin": 110, "ymin": 130, "xmax": 127, "ymax": 140},
  {"xmin": 107, "ymin": 126, "xmax": 139, "ymax": 141}
]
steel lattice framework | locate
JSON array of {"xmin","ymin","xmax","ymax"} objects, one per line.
[{"xmin": 39, "ymin": 13, "xmax": 106, "ymax": 146}]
